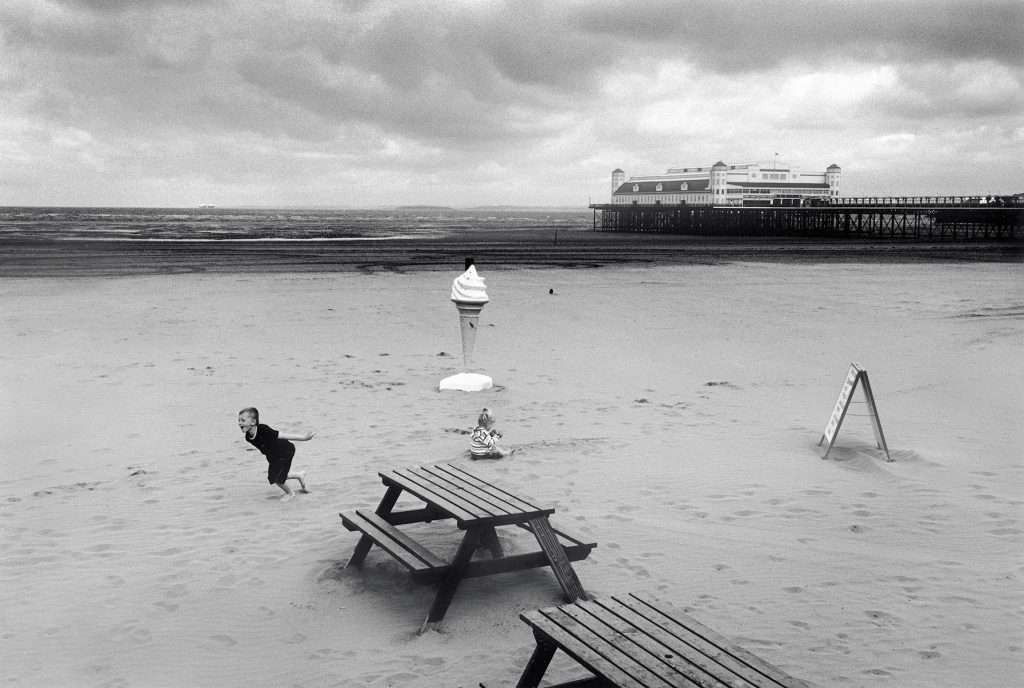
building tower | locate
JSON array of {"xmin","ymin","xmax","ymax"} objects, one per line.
[
  {"xmin": 710, "ymin": 161, "xmax": 728, "ymax": 205},
  {"xmin": 611, "ymin": 168, "xmax": 625, "ymax": 198},
  {"xmin": 826, "ymin": 164, "xmax": 841, "ymax": 200}
]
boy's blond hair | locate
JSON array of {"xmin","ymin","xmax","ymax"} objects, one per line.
[
  {"xmin": 239, "ymin": 407, "xmax": 259, "ymax": 423},
  {"xmin": 477, "ymin": 408, "xmax": 494, "ymax": 427}
]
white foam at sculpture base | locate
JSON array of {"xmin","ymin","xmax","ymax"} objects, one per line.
[{"xmin": 439, "ymin": 372, "xmax": 493, "ymax": 392}]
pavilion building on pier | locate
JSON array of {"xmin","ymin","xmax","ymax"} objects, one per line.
[{"xmin": 611, "ymin": 161, "xmax": 841, "ymax": 207}]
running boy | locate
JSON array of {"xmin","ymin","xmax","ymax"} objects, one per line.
[
  {"xmin": 237, "ymin": 407, "xmax": 313, "ymax": 501},
  {"xmin": 470, "ymin": 407, "xmax": 508, "ymax": 459}
]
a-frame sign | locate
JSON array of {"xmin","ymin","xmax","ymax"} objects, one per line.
[{"xmin": 819, "ymin": 363, "xmax": 891, "ymax": 461}]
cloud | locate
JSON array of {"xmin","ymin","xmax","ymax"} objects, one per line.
[
  {"xmin": 0, "ymin": 0, "xmax": 1021, "ymax": 205},
  {"xmin": 574, "ymin": 0, "xmax": 1024, "ymax": 72}
]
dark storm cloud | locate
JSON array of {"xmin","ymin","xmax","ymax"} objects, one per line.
[{"xmin": 574, "ymin": 0, "xmax": 1024, "ymax": 72}]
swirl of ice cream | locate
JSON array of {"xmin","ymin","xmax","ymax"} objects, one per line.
[{"xmin": 450, "ymin": 265, "xmax": 489, "ymax": 304}]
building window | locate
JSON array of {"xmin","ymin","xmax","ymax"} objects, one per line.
[
  {"xmin": 633, "ymin": 184, "xmax": 639, "ymax": 192},
  {"xmin": 655, "ymin": 183, "xmax": 663, "ymax": 192},
  {"xmin": 681, "ymin": 182, "xmax": 688, "ymax": 191}
]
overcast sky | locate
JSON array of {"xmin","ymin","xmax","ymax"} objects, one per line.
[{"xmin": 1, "ymin": 0, "xmax": 1021, "ymax": 207}]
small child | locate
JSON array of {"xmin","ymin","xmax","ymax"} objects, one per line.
[
  {"xmin": 238, "ymin": 407, "xmax": 314, "ymax": 501},
  {"xmin": 470, "ymin": 407, "xmax": 508, "ymax": 460}
]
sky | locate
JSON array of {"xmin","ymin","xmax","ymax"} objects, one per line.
[{"xmin": 0, "ymin": 0, "xmax": 1021, "ymax": 207}]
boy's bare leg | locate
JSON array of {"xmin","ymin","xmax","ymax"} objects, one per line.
[
  {"xmin": 288, "ymin": 471, "xmax": 309, "ymax": 493},
  {"xmin": 275, "ymin": 482, "xmax": 295, "ymax": 501}
]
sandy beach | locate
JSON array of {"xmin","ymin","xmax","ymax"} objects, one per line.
[{"xmin": 1, "ymin": 260, "xmax": 1021, "ymax": 687}]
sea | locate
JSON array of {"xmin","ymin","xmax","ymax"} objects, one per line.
[{"xmin": 0, "ymin": 206, "xmax": 592, "ymax": 242}]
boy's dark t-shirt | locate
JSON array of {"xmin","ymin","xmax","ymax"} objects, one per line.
[{"xmin": 246, "ymin": 424, "xmax": 296, "ymax": 484}]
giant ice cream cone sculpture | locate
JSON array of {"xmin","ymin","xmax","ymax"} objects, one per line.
[
  {"xmin": 450, "ymin": 265, "xmax": 488, "ymax": 368},
  {"xmin": 440, "ymin": 265, "xmax": 493, "ymax": 391}
]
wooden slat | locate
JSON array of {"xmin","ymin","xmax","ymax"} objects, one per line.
[
  {"xmin": 381, "ymin": 507, "xmax": 451, "ymax": 525},
  {"xmin": 463, "ymin": 542, "xmax": 594, "ymax": 579},
  {"xmin": 356, "ymin": 509, "xmax": 447, "ymax": 569},
  {"xmin": 574, "ymin": 600, "xmax": 738, "ymax": 688},
  {"xmin": 521, "ymin": 609, "xmax": 648, "ymax": 688},
  {"xmin": 612, "ymin": 596, "xmax": 773, "ymax": 687},
  {"xmin": 425, "ymin": 464, "xmax": 525, "ymax": 516},
  {"xmin": 560, "ymin": 603, "xmax": 705, "ymax": 688},
  {"xmin": 380, "ymin": 470, "xmax": 481, "ymax": 523},
  {"xmin": 529, "ymin": 517, "xmax": 587, "ymax": 602},
  {"xmin": 626, "ymin": 594, "xmax": 812, "ymax": 688},
  {"xmin": 340, "ymin": 511, "xmax": 438, "ymax": 574},
  {"xmin": 444, "ymin": 462, "xmax": 548, "ymax": 512},
  {"xmin": 407, "ymin": 465, "xmax": 506, "ymax": 518},
  {"xmin": 434, "ymin": 463, "xmax": 546, "ymax": 514},
  {"xmin": 536, "ymin": 607, "xmax": 675, "ymax": 687},
  {"xmin": 516, "ymin": 521, "xmax": 594, "ymax": 548}
]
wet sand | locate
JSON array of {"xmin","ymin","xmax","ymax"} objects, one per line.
[{"xmin": 0, "ymin": 228, "xmax": 1020, "ymax": 277}]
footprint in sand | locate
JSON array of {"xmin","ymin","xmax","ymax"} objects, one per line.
[
  {"xmin": 865, "ymin": 610, "xmax": 901, "ymax": 626},
  {"xmin": 110, "ymin": 621, "xmax": 152, "ymax": 644}
]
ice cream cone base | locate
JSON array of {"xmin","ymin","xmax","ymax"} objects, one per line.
[{"xmin": 439, "ymin": 372, "xmax": 493, "ymax": 392}]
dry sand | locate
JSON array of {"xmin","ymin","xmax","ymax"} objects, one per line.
[{"xmin": 1, "ymin": 262, "xmax": 1021, "ymax": 687}]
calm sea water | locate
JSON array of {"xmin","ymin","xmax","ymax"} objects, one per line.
[{"xmin": 0, "ymin": 207, "xmax": 592, "ymax": 242}]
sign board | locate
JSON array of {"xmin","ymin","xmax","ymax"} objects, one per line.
[{"xmin": 818, "ymin": 363, "xmax": 891, "ymax": 461}]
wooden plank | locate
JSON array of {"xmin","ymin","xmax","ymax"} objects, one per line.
[
  {"xmin": 407, "ymin": 465, "xmax": 506, "ymax": 518},
  {"xmin": 422, "ymin": 527, "xmax": 481, "ymax": 630},
  {"xmin": 543, "ymin": 679, "xmax": 611, "ymax": 688},
  {"xmin": 425, "ymin": 464, "xmax": 525, "ymax": 516},
  {"xmin": 381, "ymin": 470, "xmax": 481, "ymax": 524},
  {"xmin": 340, "ymin": 511, "xmax": 434, "ymax": 573},
  {"xmin": 574, "ymin": 600, "xmax": 739, "ymax": 688},
  {"xmin": 394, "ymin": 467, "xmax": 503, "ymax": 521},
  {"xmin": 521, "ymin": 610, "xmax": 647, "ymax": 688},
  {"xmin": 356, "ymin": 509, "xmax": 447, "ymax": 569},
  {"xmin": 529, "ymin": 517, "xmax": 587, "ymax": 602},
  {"xmin": 627, "ymin": 594, "xmax": 812, "ymax": 688},
  {"xmin": 444, "ymin": 462, "xmax": 549, "ymax": 512},
  {"xmin": 381, "ymin": 507, "xmax": 451, "ymax": 525},
  {"xmin": 560, "ymin": 602, "xmax": 710, "ymax": 688},
  {"xmin": 859, "ymin": 371, "xmax": 891, "ymax": 461},
  {"xmin": 434, "ymin": 463, "xmax": 546, "ymax": 515},
  {"xmin": 516, "ymin": 522, "xmax": 596, "ymax": 549},
  {"xmin": 529, "ymin": 607, "xmax": 674, "ymax": 687},
  {"xmin": 516, "ymin": 636, "xmax": 558, "ymax": 688},
  {"xmin": 375, "ymin": 484, "xmax": 402, "ymax": 515},
  {"xmin": 463, "ymin": 542, "xmax": 594, "ymax": 579}
]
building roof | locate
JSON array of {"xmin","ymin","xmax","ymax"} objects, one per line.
[
  {"xmin": 728, "ymin": 181, "xmax": 830, "ymax": 189},
  {"xmin": 827, "ymin": 163, "xmax": 841, "ymax": 170},
  {"xmin": 712, "ymin": 161, "xmax": 727, "ymax": 168},
  {"xmin": 614, "ymin": 179, "xmax": 710, "ymax": 195},
  {"xmin": 612, "ymin": 168, "xmax": 624, "ymax": 173}
]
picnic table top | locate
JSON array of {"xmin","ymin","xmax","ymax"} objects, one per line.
[
  {"xmin": 521, "ymin": 593, "xmax": 813, "ymax": 688},
  {"xmin": 378, "ymin": 463, "xmax": 555, "ymax": 529}
]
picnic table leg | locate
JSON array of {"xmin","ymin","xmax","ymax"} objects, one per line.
[
  {"xmin": 515, "ymin": 634, "xmax": 557, "ymax": 688},
  {"xmin": 420, "ymin": 527, "xmax": 481, "ymax": 633},
  {"xmin": 480, "ymin": 525, "xmax": 503, "ymax": 558},
  {"xmin": 347, "ymin": 485, "xmax": 403, "ymax": 569},
  {"xmin": 527, "ymin": 517, "xmax": 588, "ymax": 602}
]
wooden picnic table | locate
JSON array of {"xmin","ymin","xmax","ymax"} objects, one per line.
[
  {"xmin": 340, "ymin": 463, "xmax": 596, "ymax": 631},
  {"xmin": 517, "ymin": 593, "xmax": 813, "ymax": 688}
]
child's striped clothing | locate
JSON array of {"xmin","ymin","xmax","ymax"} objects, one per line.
[{"xmin": 470, "ymin": 426, "xmax": 497, "ymax": 457}]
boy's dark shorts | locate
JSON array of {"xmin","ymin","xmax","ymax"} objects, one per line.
[{"xmin": 266, "ymin": 446, "xmax": 296, "ymax": 484}]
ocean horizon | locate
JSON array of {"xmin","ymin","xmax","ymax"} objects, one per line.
[{"xmin": 0, "ymin": 206, "xmax": 594, "ymax": 242}]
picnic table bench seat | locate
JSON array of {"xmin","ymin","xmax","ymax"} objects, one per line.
[{"xmin": 517, "ymin": 593, "xmax": 813, "ymax": 688}]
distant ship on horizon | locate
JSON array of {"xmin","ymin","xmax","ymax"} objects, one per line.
[{"xmin": 198, "ymin": 204, "xmax": 216, "ymax": 209}]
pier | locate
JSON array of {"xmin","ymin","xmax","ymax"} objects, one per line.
[{"xmin": 591, "ymin": 197, "xmax": 1023, "ymax": 240}]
